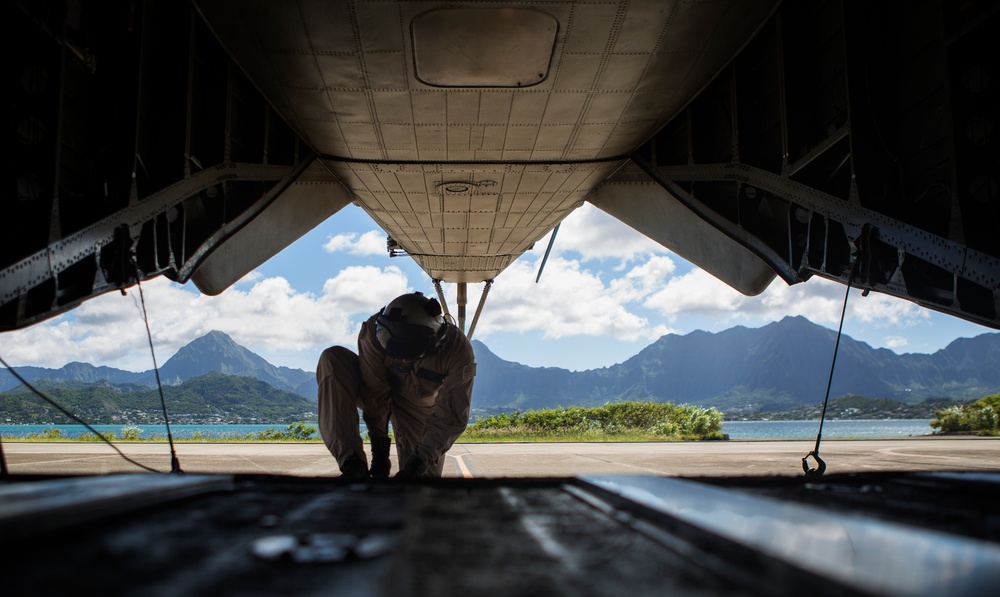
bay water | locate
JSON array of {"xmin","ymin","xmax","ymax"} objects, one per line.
[
  {"xmin": 0, "ymin": 419, "xmax": 934, "ymax": 439},
  {"xmin": 722, "ymin": 419, "xmax": 933, "ymax": 439}
]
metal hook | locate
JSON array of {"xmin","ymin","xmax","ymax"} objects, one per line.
[{"xmin": 802, "ymin": 450, "xmax": 826, "ymax": 477}]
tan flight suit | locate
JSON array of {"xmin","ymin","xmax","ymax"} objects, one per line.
[{"xmin": 317, "ymin": 313, "xmax": 476, "ymax": 477}]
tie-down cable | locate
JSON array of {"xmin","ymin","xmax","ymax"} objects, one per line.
[{"xmin": 802, "ymin": 246, "xmax": 862, "ymax": 477}]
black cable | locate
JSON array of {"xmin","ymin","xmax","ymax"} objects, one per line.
[
  {"xmin": 802, "ymin": 255, "xmax": 860, "ymax": 477},
  {"xmin": 130, "ymin": 255, "xmax": 183, "ymax": 474},
  {"xmin": 0, "ymin": 355, "xmax": 161, "ymax": 474},
  {"xmin": 0, "ymin": 430, "xmax": 8, "ymax": 478}
]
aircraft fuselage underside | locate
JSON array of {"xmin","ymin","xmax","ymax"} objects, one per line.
[{"xmin": 4, "ymin": 0, "xmax": 998, "ymax": 330}]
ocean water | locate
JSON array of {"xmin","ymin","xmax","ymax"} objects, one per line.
[
  {"xmin": 0, "ymin": 419, "xmax": 935, "ymax": 439},
  {"xmin": 0, "ymin": 424, "xmax": 297, "ymax": 439},
  {"xmin": 722, "ymin": 419, "xmax": 934, "ymax": 439}
]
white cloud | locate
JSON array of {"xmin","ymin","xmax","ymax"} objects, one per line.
[
  {"xmin": 0, "ymin": 205, "xmax": 969, "ymax": 378},
  {"xmin": 320, "ymin": 265, "xmax": 412, "ymax": 315},
  {"xmin": 547, "ymin": 203, "xmax": 671, "ymax": 263},
  {"xmin": 235, "ymin": 271, "xmax": 264, "ymax": 285},
  {"xmin": 643, "ymin": 268, "xmax": 746, "ymax": 319},
  {"xmin": 609, "ymin": 255, "xmax": 677, "ymax": 303},
  {"xmin": 644, "ymin": 268, "xmax": 930, "ymax": 330},
  {"xmin": 1, "ymin": 266, "xmax": 412, "ymax": 372},
  {"xmin": 848, "ymin": 290, "xmax": 929, "ymax": 327},
  {"xmin": 461, "ymin": 256, "xmax": 673, "ymax": 342},
  {"xmin": 323, "ymin": 230, "xmax": 386, "ymax": 256},
  {"xmin": 885, "ymin": 336, "xmax": 909, "ymax": 349}
]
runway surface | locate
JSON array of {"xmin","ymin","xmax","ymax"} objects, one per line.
[{"xmin": 4, "ymin": 436, "xmax": 999, "ymax": 477}]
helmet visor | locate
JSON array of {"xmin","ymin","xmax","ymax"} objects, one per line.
[{"xmin": 377, "ymin": 320, "xmax": 442, "ymax": 359}]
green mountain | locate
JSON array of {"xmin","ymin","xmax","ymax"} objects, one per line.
[
  {"xmin": 0, "ymin": 330, "xmax": 316, "ymax": 398},
  {"xmin": 0, "ymin": 363, "xmax": 149, "ymax": 392},
  {"xmin": 3, "ymin": 318, "xmax": 998, "ymax": 421},
  {"xmin": 471, "ymin": 316, "xmax": 1000, "ymax": 412},
  {"xmin": 735, "ymin": 395, "xmax": 964, "ymax": 421},
  {"xmin": 156, "ymin": 330, "xmax": 315, "ymax": 394},
  {"xmin": 0, "ymin": 372, "xmax": 316, "ymax": 425}
]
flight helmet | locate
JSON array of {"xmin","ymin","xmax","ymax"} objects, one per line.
[{"xmin": 375, "ymin": 292, "xmax": 446, "ymax": 359}]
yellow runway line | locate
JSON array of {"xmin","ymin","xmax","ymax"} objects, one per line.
[{"xmin": 451, "ymin": 454, "xmax": 474, "ymax": 478}]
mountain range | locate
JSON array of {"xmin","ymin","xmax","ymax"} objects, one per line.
[
  {"xmin": 2, "ymin": 317, "xmax": 999, "ymax": 415},
  {"xmin": 472, "ymin": 316, "xmax": 1000, "ymax": 411},
  {"xmin": 0, "ymin": 331, "xmax": 315, "ymax": 397},
  {"xmin": 1, "ymin": 372, "xmax": 316, "ymax": 425}
]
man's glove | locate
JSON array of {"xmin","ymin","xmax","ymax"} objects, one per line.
[
  {"xmin": 396, "ymin": 454, "xmax": 426, "ymax": 479},
  {"xmin": 370, "ymin": 437, "xmax": 391, "ymax": 480}
]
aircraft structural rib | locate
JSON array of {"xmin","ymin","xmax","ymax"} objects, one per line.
[{"xmin": 3, "ymin": 0, "xmax": 998, "ymax": 330}]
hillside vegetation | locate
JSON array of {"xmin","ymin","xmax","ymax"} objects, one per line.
[
  {"xmin": 6, "ymin": 421, "xmax": 321, "ymax": 443},
  {"xmin": 3, "ymin": 402, "xmax": 726, "ymax": 442},
  {"xmin": 0, "ymin": 372, "xmax": 316, "ymax": 424},
  {"xmin": 471, "ymin": 317, "xmax": 1000, "ymax": 411},
  {"xmin": 5, "ymin": 323, "xmax": 999, "ymax": 418},
  {"xmin": 461, "ymin": 402, "xmax": 725, "ymax": 442},
  {"xmin": 734, "ymin": 395, "xmax": 964, "ymax": 421}
]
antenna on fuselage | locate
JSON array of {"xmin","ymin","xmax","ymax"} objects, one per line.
[{"xmin": 535, "ymin": 223, "xmax": 560, "ymax": 283}]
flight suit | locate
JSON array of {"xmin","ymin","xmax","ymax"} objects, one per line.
[{"xmin": 317, "ymin": 313, "xmax": 476, "ymax": 477}]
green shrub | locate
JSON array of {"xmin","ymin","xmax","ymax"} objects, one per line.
[
  {"xmin": 41, "ymin": 427, "xmax": 65, "ymax": 440},
  {"xmin": 676, "ymin": 407, "xmax": 724, "ymax": 439},
  {"xmin": 120, "ymin": 425, "xmax": 143, "ymax": 441},
  {"xmin": 286, "ymin": 422, "xmax": 317, "ymax": 440},
  {"xmin": 974, "ymin": 393, "xmax": 1000, "ymax": 412},
  {"xmin": 253, "ymin": 428, "xmax": 286, "ymax": 441},
  {"xmin": 466, "ymin": 401, "xmax": 724, "ymax": 440},
  {"xmin": 931, "ymin": 406, "xmax": 965, "ymax": 433},
  {"xmin": 238, "ymin": 423, "xmax": 320, "ymax": 441},
  {"xmin": 963, "ymin": 405, "xmax": 997, "ymax": 433},
  {"xmin": 931, "ymin": 394, "xmax": 1000, "ymax": 435}
]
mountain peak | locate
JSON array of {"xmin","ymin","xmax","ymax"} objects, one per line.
[
  {"xmin": 195, "ymin": 330, "xmax": 239, "ymax": 345},
  {"xmin": 773, "ymin": 314, "xmax": 820, "ymax": 328},
  {"xmin": 148, "ymin": 331, "xmax": 314, "ymax": 396},
  {"xmin": 158, "ymin": 331, "xmax": 273, "ymax": 384}
]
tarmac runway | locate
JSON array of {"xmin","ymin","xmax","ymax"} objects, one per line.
[{"xmin": 4, "ymin": 436, "xmax": 999, "ymax": 477}]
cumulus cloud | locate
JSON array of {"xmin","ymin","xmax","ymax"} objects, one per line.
[
  {"xmin": 609, "ymin": 255, "xmax": 677, "ymax": 303},
  {"xmin": 460, "ymin": 256, "xmax": 674, "ymax": 342},
  {"xmin": 548, "ymin": 203, "xmax": 671, "ymax": 263},
  {"xmin": 0, "ymin": 206, "xmax": 958, "ymax": 375},
  {"xmin": 643, "ymin": 269, "xmax": 746, "ymax": 318},
  {"xmin": 3, "ymin": 251, "xmax": 680, "ymax": 371},
  {"xmin": 644, "ymin": 268, "xmax": 929, "ymax": 329},
  {"xmin": 557, "ymin": 205, "xmax": 927, "ymax": 334},
  {"xmin": 847, "ymin": 289, "xmax": 929, "ymax": 327},
  {"xmin": 885, "ymin": 336, "xmax": 909, "ymax": 349},
  {"xmin": 323, "ymin": 230, "xmax": 386, "ymax": 256},
  {"xmin": 1, "ymin": 266, "xmax": 411, "ymax": 372}
]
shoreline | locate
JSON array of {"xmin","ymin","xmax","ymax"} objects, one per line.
[
  {"xmin": 4, "ymin": 437, "xmax": 998, "ymax": 477},
  {"xmin": 7, "ymin": 433, "xmax": 994, "ymax": 445},
  {"xmin": 1, "ymin": 419, "xmax": 945, "ymax": 441}
]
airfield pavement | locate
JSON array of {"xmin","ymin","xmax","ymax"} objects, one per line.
[{"xmin": 3, "ymin": 436, "xmax": 999, "ymax": 478}]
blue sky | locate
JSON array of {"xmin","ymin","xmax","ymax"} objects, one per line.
[{"xmin": 1, "ymin": 203, "xmax": 994, "ymax": 373}]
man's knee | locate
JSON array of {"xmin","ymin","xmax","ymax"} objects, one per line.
[{"xmin": 317, "ymin": 346, "xmax": 360, "ymax": 381}]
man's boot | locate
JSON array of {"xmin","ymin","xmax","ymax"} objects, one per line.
[
  {"xmin": 369, "ymin": 437, "xmax": 391, "ymax": 479},
  {"xmin": 339, "ymin": 454, "xmax": 369, "ymax": 480}
]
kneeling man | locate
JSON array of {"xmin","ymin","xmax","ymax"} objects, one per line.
[{"xmin": 317, "ymin": 292, "xmax": 476, "ymax": 479}]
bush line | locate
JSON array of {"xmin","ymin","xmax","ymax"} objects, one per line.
[
  {"xmin": 931, "ymin": 393, "xmax": 1000, "ymax": 436},
  {"xmin": 2, "ymin": 402, "xmax": 727, "ymax": 442}
]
